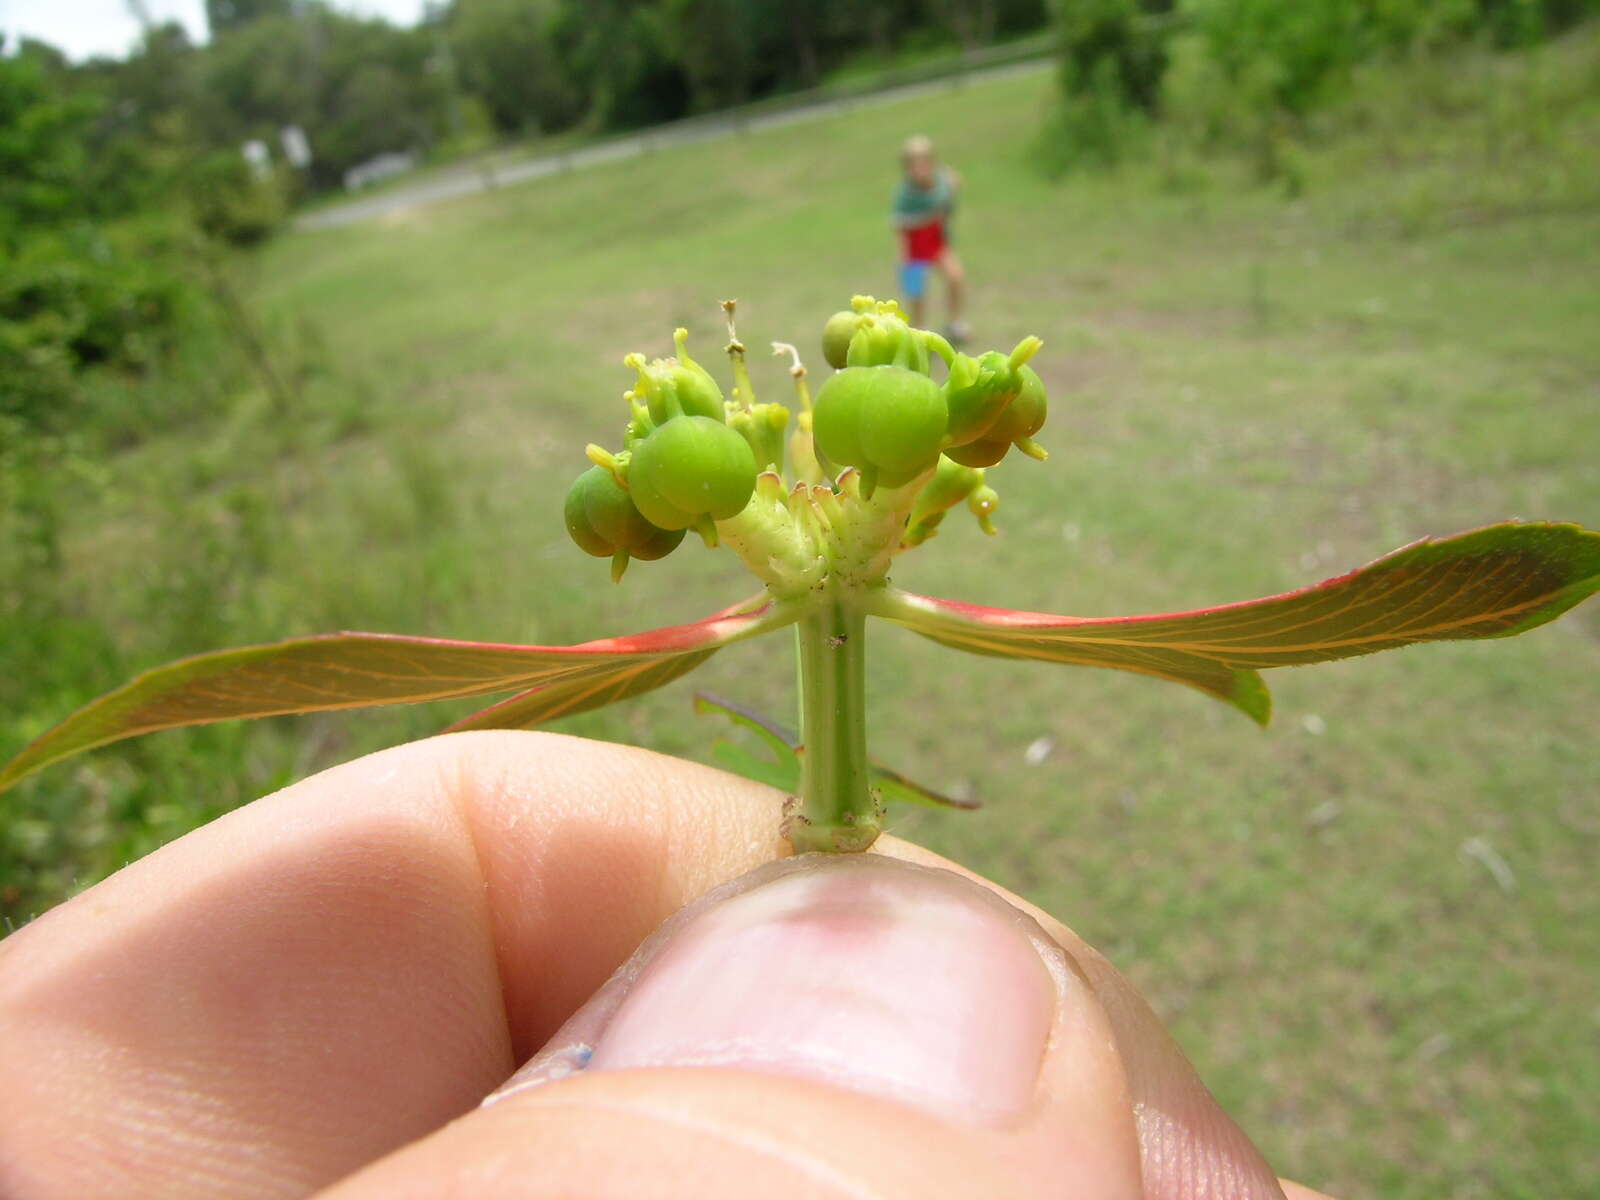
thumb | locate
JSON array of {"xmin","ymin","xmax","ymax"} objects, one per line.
[{"xmin": 317, "ymin": 853, "xmax": 1147, "ymax": 1199}]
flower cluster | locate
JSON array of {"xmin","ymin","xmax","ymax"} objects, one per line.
[{"xmin": 563, "ymin": 297, "xmax": 1050, "ymax": 589}]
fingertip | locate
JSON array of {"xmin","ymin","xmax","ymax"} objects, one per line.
[
  {"xmin": 433, "ymin": 855, "xmax": 1146, "ymax": 1200},
  {"xmin": 871, "ymin": 839, "xmax": 1290, "ymax": 1200},
  {"xmin": 318, "ymin": 1070, "xmax": 1053, "ymax": 1200}
]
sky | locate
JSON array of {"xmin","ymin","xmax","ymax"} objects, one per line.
[{"xmin": 1, "ymin": 0, "xmax": 428, "ymax": 61}]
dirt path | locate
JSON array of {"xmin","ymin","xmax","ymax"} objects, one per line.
[{"xmin": 293, "ymin": 58, "xmax": 1051, "ymax": 233}]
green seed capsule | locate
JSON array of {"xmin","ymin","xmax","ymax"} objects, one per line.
[
  {"xmin": 941, "ymin": 436, "xmax": 1009, "ymax": 468},
  {"xmin": 813, "ymin": 365, "xmax": 947, "ymax": 495},
  {"xmin": 994, "ymin": 364, "xmax": 1048, "ymax": 445},
  {"xmin": 821, "ymin": 310, "xmax": 862, "ymax": 370},
  {"xmin": 628, "ymin": 415, "xmax": 759, "ymax": 531},
  {"xmin": 968, "ymin": 483, "xmax": 1000, "ymax": 535},
  {"xmin": 625, "ymin": 328, "xmax": 725, "ymax": 425},
  {"xmin": 820, "ymin": 296, "xmax": 933, "ymax": 375},
  {"xmin": 945, "ymin": 364, "xmax": 1049, "ymax": 467},
  {"xmin": 904, "ymin": 455, "xmax": 985, "ymax": 546},
  {"xmin": 845, "ymin": 311, "xmax": 930, "ymax": 375},
  {"xmin": 564, "ymin": 465, "xmax": 685, "ymax": 579},
  {"xmin": 942, "ymin": 350, "xmax": 1019, "ymax": 448}
]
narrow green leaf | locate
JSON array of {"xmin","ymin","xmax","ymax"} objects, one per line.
[
  {"xmin": 873, "ymin": 522, "xmax": 1600, "ymax": 725},
  {"xmin": 868, "ymin": 761, "xmax": 981, "ymax": 811},
  {"xmin": 0, "ymin": 600, "xmax": 797, "ymax": 795},
  {"xmin": 690, "ymin": 690, "xmax": 803, "ymax": 792},
  {"xmin": 692, "ymin": 692, "xmax": 799, "ymax": 762},
  {"xmin": 691, "ymin": 691, "xmax": 979, "ymax": 810},
  {"xmin": 710, "ymin": 742, "xmax": 800, "ymax": 792}
]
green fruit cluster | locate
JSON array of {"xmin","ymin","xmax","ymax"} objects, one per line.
[
  {"xmin": 564, "ymin": 328, "xmax": 758, "ymax": 577},
  {"xmin": 812, "ymin": 299, "xmax": 1050, "ymax": 496},
  {"xmin": 943, "ymin": 349, "xmax": 1048, "ymax": 468},
  {"xmin": 564, "ymin": 298, "xmax": 1052, "ymax": 578},
  {"xmin": 563, "ymin": 465, "xmax": 685, "ymax": 581},
  {"xmin": 820, "ymin": 295, "xmax": 931, "ymax": 374}
]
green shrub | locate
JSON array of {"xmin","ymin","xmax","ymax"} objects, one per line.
[
  {"xmin": 185, "ymin": 152, "xmax": 288, "ymax": 248},
  {"xmin": 1037, "ymin": 58, "xmax": 1154, "ymax": 170},
  {"xmin": 0, "ymin": 221, "xmax": 195, "ymax": 429},
  {"xmin": 1055, "ymin": 0, "xmax": 1172, "ymax": 113},
  {"xmin": 1047, "ymin": 0, "xmax": 1600, "ymax": 181}
]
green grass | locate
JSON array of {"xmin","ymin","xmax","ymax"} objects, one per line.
[{"xmin": 5, "ymin": 26, "xmax": 1599, "ymax": 1200}]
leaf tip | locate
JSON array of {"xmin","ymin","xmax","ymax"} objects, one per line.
[
  {"xmin": 1231, "ymin": 670, "xmax": 1273, "ymax": 727},
  {"xmin": 0, "ymin": 761, "xmax": 27, "ymax": 798}
]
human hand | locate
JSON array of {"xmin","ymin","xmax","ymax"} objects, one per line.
[{"xmin": 0, "ymin": 732, "xmax": 1336, "ymax": 1199}]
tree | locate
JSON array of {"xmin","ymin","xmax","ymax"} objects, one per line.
[
  {"xmin": 548, "ymin": 0, "xmax": 688, "ymax": 130},
  {"xmin": 448, "ymin": 0, "xmax": 580, "ymax": 133},
  {"xmin": 658, "ymin": 0, "xmax": 770, "ymax": 110},
  {"xmin": 198, "ymin": 6, "xmax": 450, "ymax": 188},
  {"xmin": 205, "ymin": 0, "xmax": 295, "ymax": 38},
  {"xmin": 73, "ymin": 22, "xmax": 204, "ymax": 215},
  {"xmin": 0, "ymin": 55, "xmax": 98, "ymax": 249}
]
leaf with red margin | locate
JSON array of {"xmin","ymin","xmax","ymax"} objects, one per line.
[
  {"xmin": 0, "ymin": 599, "xmax": 797, "ymax": 795},
  {"xmin": 446, "ymin": 650, "xmax": 721, "ymax": 731},
  {"xmin": 871, "ymin": 522, "xmax": 1600, "ymax": 726}
]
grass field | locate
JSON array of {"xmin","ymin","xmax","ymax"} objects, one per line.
[{"xmin": 4, "ymin": 27, "xmax": 1598, "ymax": 1200}]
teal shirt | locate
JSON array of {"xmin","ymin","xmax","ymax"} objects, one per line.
[{"xmin": 893, "ymin": 169, "xmax": 956, "ymax": 229}]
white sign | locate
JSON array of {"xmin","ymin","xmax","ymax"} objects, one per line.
[
  {"xmin": 241, "ymin": 139, "xmax": 272, "ymax": 180},
  {"xmin": 280, "ymin": 126, "xmax": 312, "ymax": 169}
]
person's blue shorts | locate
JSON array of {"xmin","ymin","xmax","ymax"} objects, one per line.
[{"xmin": 899, "ymin": 259, "xmax": 932, "ymax": 301}]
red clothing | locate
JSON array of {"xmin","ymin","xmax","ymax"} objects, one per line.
[{"xmin": 902, "ymin": 219, "xmax": 947, "ymax": 263}]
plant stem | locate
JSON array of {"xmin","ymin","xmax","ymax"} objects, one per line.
[
  {"xmin": 789, "ymin": 593, "xmax": 879, "ymax": 852},
  {"xmin": 194, "ymin": 243, "xmax": 296, "ymax": 417}
]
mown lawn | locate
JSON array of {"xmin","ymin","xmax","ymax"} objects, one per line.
[{"xmin": 4, "ymin": 28, "xmax": 1598, "ymax": 1200}]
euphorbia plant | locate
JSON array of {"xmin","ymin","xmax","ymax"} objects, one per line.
[{"xmin": 3, "ymin": 296, "xmax": 1597, "ymax": 853}]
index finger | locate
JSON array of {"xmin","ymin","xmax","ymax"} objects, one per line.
[{"xmin": 0, "ymin": 730, "xmax": 789, "ymax": 1200}]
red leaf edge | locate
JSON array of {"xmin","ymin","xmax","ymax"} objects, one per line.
[
  {"xmin": 873, "ymin": 521, "xmax": 1599, "ymax": 725},
  {"xmin": 0, "ymin": 596, "xmax": 793, "ymax": 795}
]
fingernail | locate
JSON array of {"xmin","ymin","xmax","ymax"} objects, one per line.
[{"xmin": 487, "ymin": 854, "xmax": 1063, "ymax": 1123}]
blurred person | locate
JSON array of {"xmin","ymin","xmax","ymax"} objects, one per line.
[
  {"xmin": 893, "ymin": 134, "xmax": 968, "ymax": 343},
  {"xmin": 0, "ymin": 731, "xmax": 1338, "ymax": 1199}
]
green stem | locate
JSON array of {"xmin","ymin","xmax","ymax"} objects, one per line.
[{"xmin": 789, "ymin": 594, "xmax": 879, "ymax": 853}]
